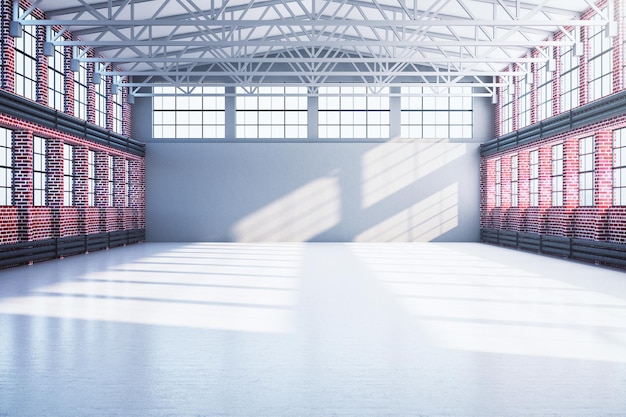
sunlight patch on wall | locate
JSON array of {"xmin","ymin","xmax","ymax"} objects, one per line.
[
  {"xmin": 361, "ymin": 139, "xmax": 467, "ymax": 209},
  {"xmin": 232, "ymin": 176, "xmax": 341, "ymax": 242},
  {"xmin": 356, "ymin": 183, "xmax": 458, "ymax": 242}
]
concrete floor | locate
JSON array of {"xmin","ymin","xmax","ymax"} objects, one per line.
[{"xmin": 1, "ymin": 242, "xmax": 625, "ymax": 417}]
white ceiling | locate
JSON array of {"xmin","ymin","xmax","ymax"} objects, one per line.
[{"xmin": 20, "ymin": 0, "xmax": 610, "ymax": 94}]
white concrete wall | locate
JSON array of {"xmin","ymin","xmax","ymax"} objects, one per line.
[{"xmin": 145, "ymin": 140, "xmax": 481, "ymax": 242}]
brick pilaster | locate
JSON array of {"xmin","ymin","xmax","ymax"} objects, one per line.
[
  {"xmin": 36, "ymin": 24, "xmax": 48, "ymax": 106},
  {"xmin": 1, "ymin": 0, "xmax": 15, "ymax": 92},
  {"xmin": 12, "ymin": 130, "xmax": 32, "ymax": 241}
]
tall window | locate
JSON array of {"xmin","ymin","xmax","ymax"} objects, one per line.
[
  {"xmin": 236, "ymin": 86, "xmax": 307, "ymax": 139},
  {"xmin": 579, "ymin": 136, "xmax": 594, "ymax": 206},
  {"xmin": 112, "ymin": 78, "xmax": 123, "ymax": 135},
  {"xmin": 0, "ymin": 127, "xmax": 13, "ymax": 206},
  {"xmin": 14, "ymin": 8, "xmax": 37, "ymax": 101},
  {"xmin": 94, "ymin": 67, "xmax": 108, "ymax": 129},
  {"xmin": 552, "ymin": 143, "xmax": 564, "ymax": 206},
  {"xmin": 614, "ymin": 128, "xmax": 626, "ymax": 206},
  {"xmin": 560, "ymin": 29, "xmax": 580, "ymax": 111},
  {"xmin": 401, "ymin": 86, "xmax": 473, "ymax": 139},
  {"xmin": 319, "ymin": 85, "xmax": 389, "ymax": 139},
  {"xmin": 511, "ymin": 154, "xmax": 519, "ymax": 207},
  {"xmin": 529, "ymin": 150, "xmax": 539, "ymax": 207},
  {"xmin": 74, "ymin": 60, "xmax": 88, "ymax": 120},
  {"xmin": 33, "ymin": 136, "xmax": 48, "ymax": 206},
  {"xmin": 588, "ymin": 11, "xmax": 613, "ymax": 101},
  {"xmin": 536, "ymin": 50, "xmax": 553, "ymax": 121},
  {"xmin": 108, "ymin": 155, "xmax": 114, "ymax": 207},
  {"xmin": 48, "ymin": 32, "xmax": 66, "ymax": 112},
  {"xmin": 500, "ymin": 78, "xmax": 514, "ymax": 135},
  {"xmin": 518, "ymin": 64, "xmax": 532, "ymax": 129},
  {"xmin": 495, "ymin": 159, "xmax": 502, "ymax": 207},
  {"xmin": 88, "ymin": 150, "xmax": 95, "ymax": 206},
  {"xmin": 63, "ymin": 144, "xmax": 74, "ymax": 206},
  {"xmin": 153, "ymin": 85, "xmax": 225, "ymax": 138}
]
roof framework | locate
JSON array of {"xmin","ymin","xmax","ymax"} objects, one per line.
[{"xmin": 15, "ymin": 0, "xmax": 613, "ymax": 96}]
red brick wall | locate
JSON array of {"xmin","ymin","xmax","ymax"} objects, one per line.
[
  {"xmin": 481, "ymin": 117, "xmax": 626, "ymax": 244},
  {"xmin": 486, "ymin": 0, "xmax": 626, "ymax": 245},
  {"xmin": 0, "ymin": 0, "xmax": 144, "ymax": 250}
]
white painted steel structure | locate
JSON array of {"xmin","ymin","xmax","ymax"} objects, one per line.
[{"xmin": 13, "ymin": 0, "xmax": 615, "ymax": 96}]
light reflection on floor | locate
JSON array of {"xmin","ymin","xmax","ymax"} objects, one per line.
[{"xmin": 0, "ymin": 242, "xmax": 625, "ymax": 417}]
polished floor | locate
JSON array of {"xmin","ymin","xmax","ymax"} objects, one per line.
[{"xmin": 1, "ymin": 242, "xmax": 625, "ymax": 417}]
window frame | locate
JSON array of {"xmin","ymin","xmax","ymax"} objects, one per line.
[
  {"xmin": 536, "ymin": 49, "xmax": 553, "ymax": 121},
  {"xmin": 529, "ymin": 150, "xmax": 539, "ymax": 207},
  {"xmin": 63, "ymin": 144, "xmax": 74, "ymax": 206},
  {"xmin": 511, "ymin": 154, "xmax": 519, "ymax": 207},
  {"xmin": 587, "ymin": 11, "xmax": 614, "ymax": 101},
  {"xmin": 74, "ymin": 59, "xmax": 88, "ymax": 121},
  {"xmin": 613, "ymin": 128, "xmax": 626, "ymax": 206},
  {"xmin": 319, "ymin": 85, "xmax": 389, "ymax": 139},
  {"xmin": 0, "ymin": 127, "xmax": 13, "ymax": 206},
  {"xmin": 47, "ymin": 31, "xmax": 66, "ymax": 112},
  {"xmin": 551, "ymin": 143, "xmax": 564, "ymax": 207},
  {"xmin": 108, "ymin": 155, "xmax": 114, "ymax": 207},
  {"xmin": 88, "ymin": 150, "xmax": 95, "ymax": 207},
  {"xmin": 33, "ymin": 136, "xmax": 48, "ymax": 207},
  {"xmin": 13, "ymin": 7, "xmax": 38, "ymax": 101},
  {"xmin": 495, "ymin": 158, "xmax": 502, "ymax": 207},
  {"xmin": 578, "ymin": 136, "xmax": 594, "ymax": 206},
  {"xmin": 401, "ymin": 86, "xmax": 473, "ymax": 139},
  {"xmin": 517, "ymin": 63, "xmax": 532, "ymax": 129},
  {"xmin": 236, "ymin": 86, "xmax": 308, "ymax": 139},
  {"xmin": 559, "ymin": 28, "xmax": 581, "ymax": 112},
  {"xmin": 153, "ymin": 85, "xmax": 225, "ymax": 139}
]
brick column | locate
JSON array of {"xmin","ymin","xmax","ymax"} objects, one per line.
[
  {"xmin": 579, "ymin": 26, "xmax": 589, "ymax": 106},
  {"xmin": 555, "ymin": 136, "xmax": 579, "ymax": 237},
  {"xmin": 36, "ymin": 25, "xmax": 48, "ymax": 106},
  {"xmin": 613, "ymin": 0, "xmax": 624, "ymax": 93},
  {"xmin": 13, "ymin": 130, "xmax": 33, "ymax": 242},
  {"xmin": 593, "ymin": 130, "xmax": 613, "ymax": 240},
  {"xmin": 563, "ymin": 137, "xmax": 579, "ymax": 211},
  {"xmin": 113, "ymin": 156, "xmax": 126, "ymax": 230},
  {"xmin": 94, "ymin": 151, "xmax": 110, "ymax": 233},
  {"xmin": 479, "ymin": 156, "xmax": 489, "ymax": 229},
  {"xmin": 64, "ymin": 44, "xmax": 74, "ymax": 116},
  {"xmin": 552, "ymin": 37, "xmax": 561, "ymax": 116},
  {"xmin": 73, "ymin": 145, "xmax": 89, "ymax": 234},
  {"xmin": 530, "ymin": 51, "xmax": 538, "ymax": 126},
  {"xmin": 501, "ymin": 155, "xmax": 512, "ymax": 230},
  {"xmin": 129, "ymin": 158, "xmax": 145, "ymax": 230},
  {"xmin": 517, "ymin": 150, "xmax": 530, "ymax": 233},
  {"xmin": 512, "ymin": 66, "xmax": 520, "ymax": 132},
  {"xmin": 106, "ymin": 72, "xmax": 114, "ymax": 132},
  {"xmin": 1, "ymin": 0, "xmax": 15, "ymax": 92},
  {"xmin": 86, "ymin": 58, "xmax": 96, "ymax": 125},
  {"xmin": 494, "ymin": 77, "xmax": 503, "ymax": 138},
  {"xmin": 122, "ymin": 84, "xmax": 132, "ymax": 138}
]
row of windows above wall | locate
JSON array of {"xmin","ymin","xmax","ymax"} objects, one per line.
[
  {"xmin": 491, "ymin": 127, "xmax": 626, "ymax": 209},
  {"xmin": 8, "ymin": 8, "xmax": 125, "ymax": 135},
  {"xmin": 0, "ymin": 126, "xmax": 133, "ymax": 208},
  {"xmin": 499, "ymin": 6, "xmax": 625, "ymax": 136},
  {"xmin": 152, "ymin": 85, "xmax": 475, "ymax": 140}
]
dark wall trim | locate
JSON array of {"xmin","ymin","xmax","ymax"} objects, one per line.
[
  {"xmin": 0, "ymin": 229, "xmax": 145, "ymax": 269},
  {"xmin": 481, "ymin": 90, "xmax": 626, "ymax": 156},
  {"xmin": 481, "ymin": 228, "xmax": 626, "ymax": 270},
  {"xmin": 0, "ymin": 89, "xmax": 145, "ymax": 156}
]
